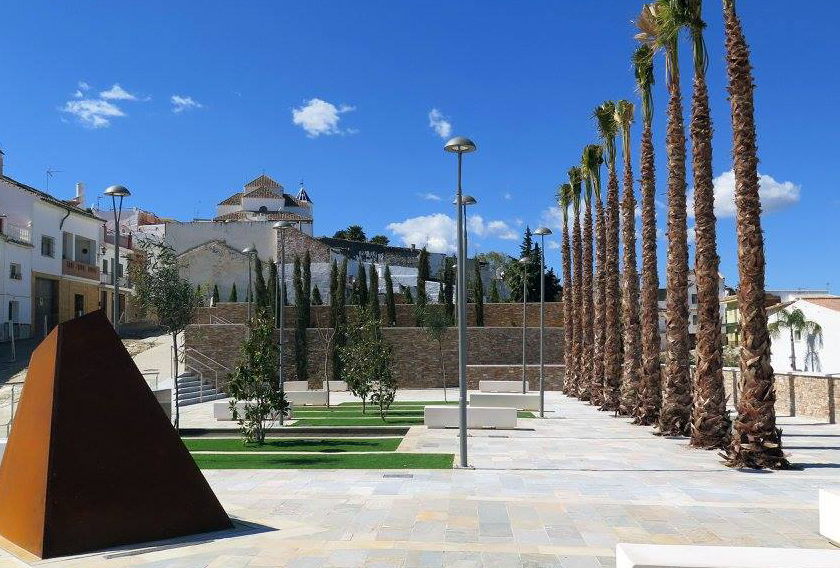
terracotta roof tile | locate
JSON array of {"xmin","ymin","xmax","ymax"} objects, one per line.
[
  {"xmin": 213, "ymin": 210, "xmax": 310, "ymax": 222},
  {"xmin": 218, "ymin": 192, "xmax": 242, "ymax": 206},
  {"xmin": 245, "ymin": 174, "xmax": 282, "ymax": 190},
  {"xmin": 804, "ymin": 297, "xmax": 840, "ymax": 313}
]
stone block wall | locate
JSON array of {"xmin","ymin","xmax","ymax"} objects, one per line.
[
  {"xmin": 723, "ymin": 367, "xmax": 839, "ymax": 423},
  {"xmin": 466, "ymin": 364, "xmax": 564, "ymax": 391}
]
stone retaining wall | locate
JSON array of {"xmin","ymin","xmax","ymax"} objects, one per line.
[
  {"xmin": 466, "ymin": 364, "xmax": 564, "ymax": 391},
  {"xmin": 195, "ymin": 301, "xmax": 563, "ymax": 328},
  {"xmin": 723, "ymin": 367, "xmax": 839, "ymax": 423}
]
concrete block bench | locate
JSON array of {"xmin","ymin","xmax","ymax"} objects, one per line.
[
  {"xmin": 820, "ymin": 489, "xmax": 840, "ymax": 544},
  {"xmin": 323, "ymin": 380, "xmax": 348, "ymax": 391},
  {"xmin": 424, "ymin": 406, "xmax": 517, "ymax": 429},
  {"xmin": 214, "ymin": 401, "xmax": 293, "ymax": 421},
  {"xmin": 470, "ymin": 393, "xmax": 540, "ymax": 411},
  {"xmin": 0, "ymin": 438, "xmax": 6, "ymax": 468},
  {"xmin": 284, "ymin": 381, "xmax": 309, "ymax": 391},
  {"xmin": 479, "ymin": 380, "xmax": 528, "ymax": 393},
  {"xmin": 286, "ymin": 390, "xmax": 328, "ymax": 406},
  {"xmin": 616, "ymin": 543, "xmax": 840, "ymax": 568}
]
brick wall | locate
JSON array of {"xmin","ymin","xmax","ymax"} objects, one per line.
[
  {"xmin": 723, "ymin": 367, "xmax": 839, "ymax": 423},
  {"xmin": 466, "ymin": 364, "xmax": 565, "ymax": 390},
  {"xmin": 278, "ymin": 229, "xmax": 331, "ymax": 263},
  {"xmin": 195, "ymin": 301, "xmax": 564, "ymax": 328},
  {"xmin": 184, "ymin": 324, "xmax": 565, "ymax": 390}
]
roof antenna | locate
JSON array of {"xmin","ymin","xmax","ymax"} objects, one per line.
[{"xmin": 46, "ymin": 167, "xmax": 63, "ymax": 191}]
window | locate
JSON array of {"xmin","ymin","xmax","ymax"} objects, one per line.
[
  {"xmin": 692, "ymin": 314, "xmax": 698, "ymax": 325},
  {"xmin": 74, "ymin": 294, "xmax": 85, "ymax": 317},
  {"xmin": 8, "ymin": 301, "xmax": 19, "ymax": 321},
  {"xmin": 117, "ymin": 262, "xmax": 124, "ymax": 278},
  {"xmin": 9, "ymin": 263, "xmax": 22, "ymax": 280},
  {"xmin": 691, "ymin": 293, "xmax": 697, "ymax": 304},
  {"xmin": 102, "ymin": 259, "xmax": 109, "ymax": 274},
  {"xmin": 41, "ymin": 235, "xmax": 55, "ymax": 257}
]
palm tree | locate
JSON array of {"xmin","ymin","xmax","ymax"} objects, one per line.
[
  {"xmin": 559, "ymin": 183, "xmax": 575, "ymax": 394},
  {"xmin": 667, "ymin": 0, "xmax": 731, "ymax": 450},
  {"xmin": 583, "ymin": 145, "xmax": 606, "ymax": 406},
  {"xmin": 580, "ymin": 147, "xmax": 596, "ymax": 404},
  {"xmin": 594, "ymin": 101, "xmax": 621, "ymax": 412},
  {"xmin": 631, "ymin": 40, "xmax": 662, "ymax": 426},
  {"xmin": 722, "ymin": 0, "xmax": 789, "ymax": 470},
  {"xmin": 570, "ymin": 166, "xmax": 586, "ymax": 400},
  {"xmin": 615, "ymin": 100, "xmax": 642, "ymax": 417},
  {"xmin": 768, "ymin": 308, "xmax": 822, "ymax": 372},
  {"xmin": 642, "ymin": 1, "xmax": 692, "ymax": 437}
]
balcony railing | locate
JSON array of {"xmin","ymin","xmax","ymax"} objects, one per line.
[
  {"xmin": 104, "ymin": 233, "xmax": 132, "ymax": 249},
  {"xmin": 100, "ymin": 273, "xmax": 132, "ymax": 288},
  {"xmin": 3, "ymin": 224, "xmax": 32, "ymax": 244},
  {"xmin": 62, "ymin": 258, "xmax": 100, "ymax": 281}
]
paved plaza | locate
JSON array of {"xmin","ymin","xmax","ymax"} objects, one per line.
[{"xmin": 2, "ymin": 390, "xmax": 840, "ymax": 567}]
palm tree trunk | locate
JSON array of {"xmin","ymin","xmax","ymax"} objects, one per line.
[
  {"xmin": 582, "ymin": 198, "xmax": 594, "ymax": 402},
  {"xmin": 601, "ymin": 166, "xmax": 622, "ymax": 412},
  {"xmin": 722, "ymin": 0, "xmax": 789, "ymax": 469},
  {"xmin": 573, "ymin": 213, "xmax": 586, "ymax": 400},
  {"xmin": 591, "ymin": 198, "xmax": 606, "ymax": 406},
  {"xmin": 619, "ymin": 145, "xmax": 642, "ymax": 417},
  {"xmin": 635, "ymin": 122, "xmax": 662, "ymax": 425},
  {"xmin": 789, "ymin": 329, "xmax": 796, "ymax": 371},
  {"xmin": 562, "ymin": 222, "xmax": 575, "ymax": 394},
  {"xmin": 690, "ymin": 69, "xmax": 731, "ymax": 450},
  {"xmin": 658, "ymin": 69, "xmax": 692, "ymax": 437}
]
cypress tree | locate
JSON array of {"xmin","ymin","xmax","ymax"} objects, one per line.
[
  {"xmin": 293, "ymin": 256, "xmax": 308, "ymax": 383},
  {"xmin": 489, "ymin": 279, "xmax": 501, "ymax": 303},
  {"xmin": 329, "ymin": 260, "xmax": 339, "ymax": 325},
  {"xmin": 473, "ymin": 260, "xmax": 485, "ymax": 326},
  {"xmin": 368, "ymin": 263, "xmax": 380, "ymax": 321},
  {"xmin": 415, "ymin": 247, "xmax": 429, "ymax": 325},
  {"xmin": 254, "ymin": 255, "xmax": 268, "ymax": 309},
  {"xmin": 333, "ymin": 259, "xmax": 348, "ymax": 381},
  {"xmin": 405, "ymin": 286, "xmax": 414, "ymax": 304},
  {"xmin": 268, "ymin": 261, "xmax": 277, "ymax": 323},
  {"xmin": 303, "ymin": 250, "xmax": 311, "ymax": 327},
  {"xmin": 357, "ymin": 263, "xmax": 368, "ymax": 307},
  {"xmin": 384, "ymin": 264, "xmax": 397, "ymax": 326},
  {"xmin": 212, "ymin": 284, "xmax": 220, "ymax": 304},
  {"xmin": 229, "ymin": 282, "xmax": 238, "ymax": 302},
  {"xmin": 312, "ymin": 285, "xmax": 323, "ymax": 305},
  {"xmin": 444, "ymin": 257, "xmax": 455, "ymax": 323}
]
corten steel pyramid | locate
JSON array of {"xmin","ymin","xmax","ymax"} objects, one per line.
[{"xmin": 0, "ymin": 310, "xmax": 232, "ymax": 559}]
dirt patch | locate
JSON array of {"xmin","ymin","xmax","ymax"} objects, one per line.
[{"xmin": 122, "ymin": 339, "xmax": 156, "ymax": 358}]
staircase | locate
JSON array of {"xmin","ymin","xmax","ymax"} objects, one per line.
[{"xmin": 175, "ymin": 346, "xmax": 231, "ymax": 407}]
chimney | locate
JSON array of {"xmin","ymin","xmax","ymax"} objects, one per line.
[
  {"xmin": 410, "ymin": 243, "xmax": 416, "ymax": 251},
  {"xmin": 0, "ymin": 149, "xmax": 4, "ymax": 177},
  {"xmin": 75, "ymin": 182, "xmax": 85, "ymax": 207}
]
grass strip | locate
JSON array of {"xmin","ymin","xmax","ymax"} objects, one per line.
[
  {"xmin": 183, "ymin": 437, "xmax": 402, "ymax": 453},
  {"xmin": 292, "ymin": 409, "xmax": 424, "ymax": 417},
  {"xmin": 336, "ymin": 401, "xmax": 458, "ymax": 407},
  {"xmin": 192, "ymin": 452, "xmax": 454, "ymax": 469},
  {"xmin": 292, "ymin": 416, "xmax": 425, "ymax": 426}
]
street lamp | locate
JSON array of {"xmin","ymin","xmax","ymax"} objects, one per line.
[
  {"xmin": 104, "ymin": 185, "xmax": 130, "ymax": 334},
  {"xmin": 519, "ymin": 255, "xmax": 530, "ymax": 394},
  {"xmin": 534, "ymin": 227, "xmax": 553, "ymax": 417},
  {"xmin": 444, "ymin": 135, "xmax": 476, "ymax": 469},
  {"xmin": 452, "ymin": 194, "xmax": 478, "ymax": 312},
  {"xmin": 242, "ymin": 246, "xmax": 257, "ymax": 325},
  {"xmin": 273, "ymin": 221, "xmax": 293, "ymax": 425}
]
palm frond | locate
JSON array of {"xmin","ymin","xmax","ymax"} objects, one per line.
[
  {"xmin": 581, "ymin": 144, "xmax": 604, "ymax": 202},
  {"xmin": 673, "ymin": 0, "xmax": 708, "ymax": 74},
  {"xmin": 569, "ymin": 167, "xmax": 583, "ymax": 217},
  {"xmin": 633, "ymin": 44, "xmax": 655, "ymax": 124},
  {"xmin": 557, "ymin": 183, "xmax": 573, "ymax": 226},
  {"xmin": 614, "ymin": 100, "xmax": 635, "ymax": 163},
  {"xmin": 593, "ymin": 102, "xmax": 618, "ymax": 168}
]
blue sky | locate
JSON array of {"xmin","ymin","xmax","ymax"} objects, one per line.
[{"xmin": 1, "ymin": 1, "xmax": 837, "ymax": 291}]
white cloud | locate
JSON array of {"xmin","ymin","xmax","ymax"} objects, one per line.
[
  {"xmin": 687, "ymin": 226, "xmax": 696, "ymax": 245},
  {"xmin": 540, "ymin": 206, "xmax": 563, "ymax": 231},
  {"xmin": 467, "ymin": 215, "xmax": 518, "ymax": 240},
  {"xmin": 503, "ymin": 192, "xmax": 513, "ymax": 201},
  {"xmin": 688, "ymin": 170, "xmax": 801, "ymax": 218},
  {"xmin": 73, "ymin": 90, "xmax": 84, "ymax": 99},
  {"xmin": 99, "ymin": 84, "xmax": 137, "ymax": 101},
  {"xmin": 428, "ymin": 108, "xmax": 452, "ymax": 139},
  {"xmin": 514, "ymin": 217, "xmax": 523, "ymax": 226},
  {"xmin": 78, "ymin": 81, "xmax": 90, "ymax": 91},
  {"xmin": 61, "ymin": 99, "xmax": 125, "ymax": 128},
  {"xmin": 291, "ymin": 98, "xmax": 355, "ymax": 137},
  {"xmin": 547, "ymin": 240, "xmax": 561, "ymax": 250},
  {"xmin": 387, "ymin": 214, "xmax": 457, "ymax": 253},
  {"xmin": 171, "ymin": 95, "xmax": 203, "ymax": 113},
  {"xmin": 416, "ymin": 192, "xmax": 442, "ymax": 201}
]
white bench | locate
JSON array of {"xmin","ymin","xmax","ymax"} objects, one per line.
[
  {"xmin": 479, "ymin": 380, "xmax": 528, "ymax": 393},
  {"xmin": 424, "ymin": 406, "xmax": 517, "ymax": 429},
  {"xmin": 286, "ymin": 390, "xmax": 328, "ymax": 406},
  {"xmin": 284, "ymin": 381, "xmax": 309, "ymax": 391},
  {"xmin": 616, "ymin": 543, "xmax": 840, "ymax": 568},
  {"xmin": 820, "ymin": 489, "xmax": 840, "ymax": 544},
  {"xmin": 213, "ymin": 401, "xmax": 293, "ymax": 421},
  {"xmin": 323, "ymin": 380, "xmax": 348, "ymax": 391},
  {"xmin": 470, "ymin": 393, "xmax": 540, "ymax": 411},
  {"xmin": 0, "ymin": 438, "xmax": 6, "ymax": 468}
]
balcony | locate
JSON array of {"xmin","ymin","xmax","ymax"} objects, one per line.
[
  {"xmin": 2, "ymin": 223, "xmax": 32, "ymax": 244},
  {"xmin": 62, "ymin": 258, "xmax": 100, "ymax": 281}
]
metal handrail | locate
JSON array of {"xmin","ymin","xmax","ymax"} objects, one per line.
[
  {"xmin": 0, "ymin": 383, "xmax": 23, "ymax": 437},
  {"xmin": 184, "ymin": 347, "xmax": 231, "ymax": 372},
  {"xmin": 174, "ymin": 345, "xmax": 230, "ymax": 405},
  {"xmin": 209, "ymin": 314, "xmax": 233, "ymax": 325}
]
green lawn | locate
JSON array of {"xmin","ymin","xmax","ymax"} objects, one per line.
[
  {"xmin": 292, "ymin": 409, "xmax": 425, "ymax": 417},
  {"xmin": 192, "ymin": 452, "xmax": 454, "ymax": 469},
  {"xmin": 291, "ymin": 416, "xmax": 426, "ymax": 426},
  {"xmin": 183, "ymin": 437, "xmax": 402, "ymax": 453}
]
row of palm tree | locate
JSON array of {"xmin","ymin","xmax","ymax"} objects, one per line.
[{"xmin": 558, "ymin": 0, "xmax": 789, "ymax": 469}]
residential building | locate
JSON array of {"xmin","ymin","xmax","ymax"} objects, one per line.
[
  {"xmin": 767, "ymin": 296, "xmax": 840, "ymax": 374},
  {"xmin": 657, "ymin": 270, "xmax": 727, "ymax": 349},
  {"xmin": 0, "ymin": 150, "xmax": 104, "ymax": 340},
  {"xmin": 720, "ymin": 292, "xmax": 783, "ymax": 347}
]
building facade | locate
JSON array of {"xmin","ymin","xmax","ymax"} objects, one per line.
[{"xmin": 767, "ymin": 297, "xmax": 840, "ymax": 374}]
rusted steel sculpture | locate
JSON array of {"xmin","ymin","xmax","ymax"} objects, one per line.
[{"xmin": 0, "ymin": 311, "xmax": 232, "ymax": 559}]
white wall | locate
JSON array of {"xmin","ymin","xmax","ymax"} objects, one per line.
[
  {"xmin": 769, "ymin": 299, "xmax": 840, "ymax": 374},
  {"xmin": 147, "ymin": 221, "xmax": 278, "ymax": 263}
]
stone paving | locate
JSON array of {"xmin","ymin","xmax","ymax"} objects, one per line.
[{"xmin": 2, "ymin": 391, "xmax": 840, "ymax": 567}]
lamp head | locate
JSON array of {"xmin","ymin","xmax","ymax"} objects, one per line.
[
  {"xmin": 104, "ymin": 185, "xmax": 131, "ymax": 197},
  {"xmin": 242, "ymin": 245, "xmax": 256, "ymax": 254},
  {"xmin": 519, "ymin": 256, "xmax": 530, "ymax": 264},
  {"xmin": 444, "ymin": 136, "xmax": 476, "ymax": 154},
  {"xmin": 534, "ymin": 226, "xmax": 552, "ymax": 236}
]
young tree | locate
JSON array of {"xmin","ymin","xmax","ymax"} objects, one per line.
[
  {"xmin": 227, "ymin": 310, "xmax": 288, "ymax": 444},
  {"xmin": 312, "ymin": 285, "xmax": 323, "ymax": 305},
  {"xmin": 293, "ymin": 256, "xmax": 308, "ymax": 384},
  {"xmin": 423, "ymin": 305, "xmax": 451, "ymax": 401},
  {"xmin": 473, "ymin": 260, "xmax": 485, "ymax": 327},
  {"xmin": 133, "ymin": 238, "xmax": 199, "ymax": 430},
  {"xmin": 415, "ymin": 247, "xmax": 430, "ymax": 325},
  {"xmin": 368, "ymin": 263, "xmax": 381, "ymax": 322},
  {"xmin": 356, "ymin": 262, "xmax": 369, "ymax": 307},
  {"xmin": 489, "ymin": 279, "xmax": 501, "ymax": 303},
  {"xmin": 229, "ymin": 282, "xmax": 238, "ymax": 302},
  {"xmin": 254, "ymin": 255, "xmax": 268, "ymax": 309},
  {"xmin": 444, "ymin": 257, "xmax": 455, "ymax": 323},
  {"xmin": 313, "ymin": 310, "xmax": 336, "ymax": 408},
  {"xmin": 384, "ymin": 264, "xmax": 397, "ymax": 326},
  {"xmin": 341, "ymin": 310, "xmax": 395, "ymax": 419},
  {"xmin": 212, "ymin": 284, "xmax": 220, "ymax": 305}
]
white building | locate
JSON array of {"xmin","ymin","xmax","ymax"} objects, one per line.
[
  {"xmin": 657, "ymin": 270, "xmax": 727, "ymax": 349},
  {"xmin": 768, "ymin": 296, "xmax": 840, "ymax": 374},
  {"xmin": 766, "ymin": 288, "xmax": 832, "ymax": 303},
  {"xmin": 0, "ymin": 149, "xmax": 105, "ymax": 340},
  {"xmin": 214, "ymin": 174, "xmax": 313, "ymax": 233}
]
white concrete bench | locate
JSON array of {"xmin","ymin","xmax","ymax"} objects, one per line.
[
  {"xmin": 424, "ymin": 406, "xmax": 517, "ymax": 429},
  {"xmin": 0, "ymin": 438, "xmax": 6, "ymax": 468},
  {"xmin": 284, "ymin": 381, "xmax": 309, "ymax": 391},
  {"xmin": 479, "ymin": 380, "xmax": 528, "ymax": 393},
  {"xmin": 286, "ymin": 390, "xmax": 328, "ymax": 406},
  {"xmin": 820, "ymin": 489, "xmax": 840, "ymax": 544},
  {"xmin": 213, "ymin": 401, "xmax": 293, "ymax": 421},
  {"xmin": 470, "ymin": 393, "xmax": 540, "ymax": 411},
  {"xmin": 323, "ymin": 380, "xmax": 348, "ymax": 391},
  {"xmin": 616, "ymin": 543, "xmax": 840, "ymax": 568}
]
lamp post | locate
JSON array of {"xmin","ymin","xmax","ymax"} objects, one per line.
[
  {"xmin": 452, "ymin": 195, "xmax": 478, "ymax": 318},
  {"xmin": 444, "ymin": 136, "xmax": 476, "ymax": 469},
  {"xmin": 104, "ymin": 185, "xmax": 131, "ymax": 334},
  {"xmin": 533, "ymin": 227, "xmax": 552, "ymax": 417},
  {"xmin": 242, "ymin": 246, "xmax": 256, "ymax": 325},
  {"xmin": 273, "ymin": 221, "xmax": 293, "ymax": 425},
  {"xmin": 519, "ymin": 256, "xmax": 530, "ymax": 394}
]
